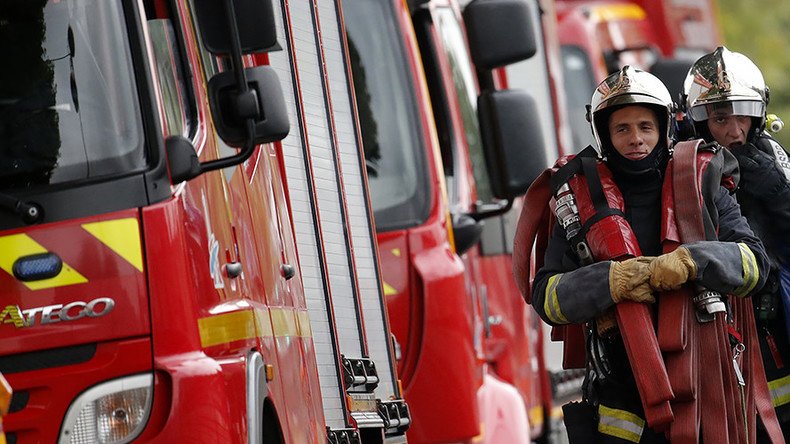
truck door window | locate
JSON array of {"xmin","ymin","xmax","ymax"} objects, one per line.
[
  {"xmin": 0, "ymin": 0, "xmax": 144, "ymax": 190},
  {"xmin": 411, "ymin": 8, "xmax": 457, "ymax": 204},
  {"xmin": 344, "ymin": 0, "xmax": 431, "ymax": 231},
  {"xmin": 560, "ymin": 45, "xmax": 597, "ymax": 152},
  {"xmin": 148, "ymin": 19, "xmax": 192, "ymax": 138},
  {"xmin": 184, "ymin": 0, "xmax": 224, "ymax": 81},
  {"xmin": 143, "ymin": 0, "xmax": 197, "ymax": 139},
  {"xmin": 433, "ymin": 8, "xmax": 492, "ymax": 203}
]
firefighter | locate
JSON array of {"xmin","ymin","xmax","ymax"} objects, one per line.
[
  {"xmin": 528, "ymin": 66, "xmax": 769, "ymax": 442},
  {"xmin": 684, "ymin": 46, "xmax": 790, "ymax": 440}
]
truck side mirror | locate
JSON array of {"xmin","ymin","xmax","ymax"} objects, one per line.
[
  {"xmin": 192, "ymin": 0, "xmax": 277, "ymax": 54},
  {"xmin": 463, "ymin": 0, "xmax": 537, "ymax": 70},
  {"xmin": 187, "ymin": 0, "xmax": 289, "ymax": 176},
  {"xmin": 208, "ymin": 66, "xmax": 290, "ymax": 147},
  {"xmin": 478, "ymin": 89, "xmax": 546, "ymax": 199}
]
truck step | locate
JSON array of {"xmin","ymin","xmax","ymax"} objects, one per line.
[
  {"xmin": 341, "ymin": 356, "xmax": 379, "ymax": 393},
  {"xmin": 378, "ymin": 399, "xmax": 411, "ymax": 436},
  {"xmin": 327, "ymin": 427, "xmax": 362, "ymax": 444}
]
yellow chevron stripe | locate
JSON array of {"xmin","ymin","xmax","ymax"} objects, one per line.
[
  {"xmin": 383, "ymin": 281, "xmax": 397, "ymax": 296},
  {"xmin": 198, "ymin": 308, "xmax": 272, "ymax": 348},
  {"xmin": 0, "ymin": 234, "xmax": 87, "ymax": 290},
  {"xmin": 82, "ymin": 219, "xmax": 144, "ymax": 272}
]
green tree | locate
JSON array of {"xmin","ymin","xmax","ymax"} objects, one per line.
[{"xmin": 718, "ymin": 0, "xmax": 790, "ymax": 147}]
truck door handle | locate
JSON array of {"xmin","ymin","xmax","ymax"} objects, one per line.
[
  {"xmin": 225, "ymin": 262, "xmax": 243, "ymax": 278},
  {"xmin": 280, "ymin": 264, "xmax": 295, "ymax": 280},
  {"xmin": 487, "ymin": 315, "xmax": 503, "ymax": 326}
]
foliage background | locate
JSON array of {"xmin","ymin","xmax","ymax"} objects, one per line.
[{"xmin": 717, "ymin": 0, "xmax": 790, "ymax": 147}]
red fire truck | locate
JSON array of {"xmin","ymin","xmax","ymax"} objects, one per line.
[
  {"xmin": 0, "ymin": 0, "xmax": 407, "ymax": 442},
  {"xmin": 344, "ymin": 0, "xmax": 552, "ymax": 441}
]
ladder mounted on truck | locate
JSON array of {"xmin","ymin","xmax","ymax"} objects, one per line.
[{"xmin": 266, "ymin": 0, "xmax": 410, "ymax": 439}]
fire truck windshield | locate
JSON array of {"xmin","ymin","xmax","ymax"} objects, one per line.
[
  {"xmin": 0, "ymin": 0, "xmax": 144, "ymax": 191},
  {"xmin": 344, "ymin": 0, "xmax": 432, "ymax": 232}
]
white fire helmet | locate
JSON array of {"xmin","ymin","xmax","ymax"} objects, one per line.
[
  {"xmin": 588, "ymin": 65, "xmax": 674, "ymax": 157},
  {"xmin": 683, "ymin": 46, "xmax": 768, "ymax": 136}
]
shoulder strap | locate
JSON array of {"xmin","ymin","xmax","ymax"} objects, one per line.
[
  {"xmin": 550, "ymin": 145, "xmax": 597, "ymax": 194},
  {"xmin": 578, "ymin": 156, "xmax": 626, "ymax": 233}
]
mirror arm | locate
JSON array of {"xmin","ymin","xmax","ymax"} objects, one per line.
[
  {"xmin": 477, "ymin": 69, "xmax": 495, "ymax": 93},
  {"xmin": 469, "ymin": 198, "xmax": 513, "ymax": 221},
  {"xmin": 198, "ymin": 120, "xmax": 256, "ymax": 173},
  {"xmin": 198, "ymin": 0, "xmax": 257, "ymax": 174}
]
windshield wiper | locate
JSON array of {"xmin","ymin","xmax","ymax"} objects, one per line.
[{"xmin": 0, "ymin": 192, "xmax": 43, "ymax": 224}]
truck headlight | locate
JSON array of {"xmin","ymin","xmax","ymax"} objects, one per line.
[{"xmin": 59, "ymin": 374, "xmax": 153, "ymax": 444}]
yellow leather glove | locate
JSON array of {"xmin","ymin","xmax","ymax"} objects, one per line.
[
  {"xmin": 648, "ymin": 246, "xmax": 697, "ymax": 291},
  {"xmin": 609, "ymin": 257, "xmax": 655, "ymax": 304}
]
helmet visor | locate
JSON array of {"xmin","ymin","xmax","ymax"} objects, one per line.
[{"xmin": 688, "ymin": 100, "xmax": 764, "ymax": 122}]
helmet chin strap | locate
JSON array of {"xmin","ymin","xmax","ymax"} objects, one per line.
[{"xmin": 748, "ymin": 116, "xmax": 763, "ymax": 143}]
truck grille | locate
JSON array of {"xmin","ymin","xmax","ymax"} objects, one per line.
[{"xmin": 0, "ymin": 344, "xmax": 96, "ymax": 374}]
